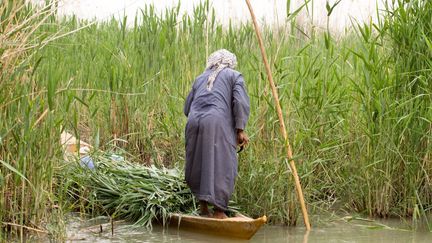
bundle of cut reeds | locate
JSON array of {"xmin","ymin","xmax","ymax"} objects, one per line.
[{"xmin": 63, "ymin": 153, "xmax": 197, "ymax": 228}]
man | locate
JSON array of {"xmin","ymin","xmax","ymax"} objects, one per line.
[{"xmin": 184, "ymin": 49, "xmax": 250, "ymax": 219}]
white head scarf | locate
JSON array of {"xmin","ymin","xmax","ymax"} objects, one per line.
[{"xmin": 205, "ymin": 49, "xmax": 237, "ymax": 91}]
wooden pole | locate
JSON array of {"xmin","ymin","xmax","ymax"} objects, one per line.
[{"xmin": 244, "ymin": 0, "xmax": 311, "ymax": 230}]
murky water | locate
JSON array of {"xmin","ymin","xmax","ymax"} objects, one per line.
[{"xmin": 60, "ymin": 215, "xmax": 431, "ymax": 242}]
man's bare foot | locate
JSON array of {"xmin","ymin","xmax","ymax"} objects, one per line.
[
  {"xmin": 213, "ymin": 209, "xmax": 228, "ymax": 219},
  {"xmin": 199, "ymin": 201, "xmax": 211, "ymax": 217}
]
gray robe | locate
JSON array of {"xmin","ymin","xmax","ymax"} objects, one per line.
[{"xmin": 184, "ymin": 68, "xmax": 250, "ymax": 211}]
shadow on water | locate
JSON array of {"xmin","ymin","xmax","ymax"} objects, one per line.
[{"xmin": 28, "ymin": 214, "xmax": 431, "ymax": 243}]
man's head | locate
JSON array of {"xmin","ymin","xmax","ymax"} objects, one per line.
[
  {"xmin": 206, "ymin": 49, "xmax": 237, "ymax": 70},
  {"xmin": 206, "ymin": 49, "xmax": 237, "ymax": 91}
]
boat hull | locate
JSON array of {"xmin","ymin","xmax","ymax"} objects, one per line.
[{"xmin": 169, "ymin": 213, "xmax": 267, "ymax": 239}]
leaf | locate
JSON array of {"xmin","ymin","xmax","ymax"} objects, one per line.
[
  {"xmin": 286, "ymin": 0, "xmax": 291, "ymax": 18},
  {"xmin": 73, "ymin": 95, "xmax": 89, "ymax": 108},
  {"xmin": 326, "ymin": 1, "xmax": 331, "ymax": 14},
  {"xmin": 47, "ymin": 76, "xmax": 56, "ymax": 110},
  {"xmin": 31, "ymin": 56, "xmax": 43, "ymax": 77},
  {"xmin": 287, "ymin": 0, "xmax": 312, "ymax": 22},
  {"xmin": 0, "ymin": 159, "xmax": 35, "ymax": 191},
  {"xmin": 423, "ymin": 31, "xmax": 432, "ymax": 54},
  {"xmin": 327, "ymin": 0, "xmax": 342, "ymax": 16}
]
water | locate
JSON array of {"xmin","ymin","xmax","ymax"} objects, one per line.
[{"xmin": 60, "ymin": 215, "xmax": 431, "ymax": 242}]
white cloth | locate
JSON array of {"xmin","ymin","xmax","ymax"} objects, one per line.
[{"xmin": 205, "ymin": 49, "xmax": 237, "ymax": 91}]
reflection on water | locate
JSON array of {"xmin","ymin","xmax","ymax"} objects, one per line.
[{"xmin": 60, "ymin": 215, "xmax": 431, "ymax": 243}]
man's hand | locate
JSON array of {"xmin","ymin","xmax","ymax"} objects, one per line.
[{"xmin": 237, "ymin": 129, "xmax": 249, "ymax": 146}]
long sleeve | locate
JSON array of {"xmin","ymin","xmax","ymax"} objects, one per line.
[
  {"xmin": 232, "ymin": 75, "xmax": 250, "ymax": 130},
  {"xmin": 184, "ymin": 86, "xmax": 195, "ymax": 117}
]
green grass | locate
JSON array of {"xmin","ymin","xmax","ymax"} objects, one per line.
[{"xmin": 1, "ymin": 0, "xmax": 431, "ymax": 239}]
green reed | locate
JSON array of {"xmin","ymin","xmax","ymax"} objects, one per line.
[{"xmin": 0, "ymin": 1, "xmax": 66, "ymax": 239}]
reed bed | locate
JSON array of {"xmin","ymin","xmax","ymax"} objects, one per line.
[
  {"xmin": 1, "ymin": 0, "xmax": 431, "ymax": 239},
  {"xmin": 0, "ymin": 1, "xmax": 65, "ymax": 239}
]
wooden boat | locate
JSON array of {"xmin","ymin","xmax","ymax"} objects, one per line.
[
  {"xmin": 60, "ymin": 132, "xmax": 266, "ymax": 239},
  {"xmin": 169, "ymin": 213, "xmax": 267, "ymax": 240}
]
